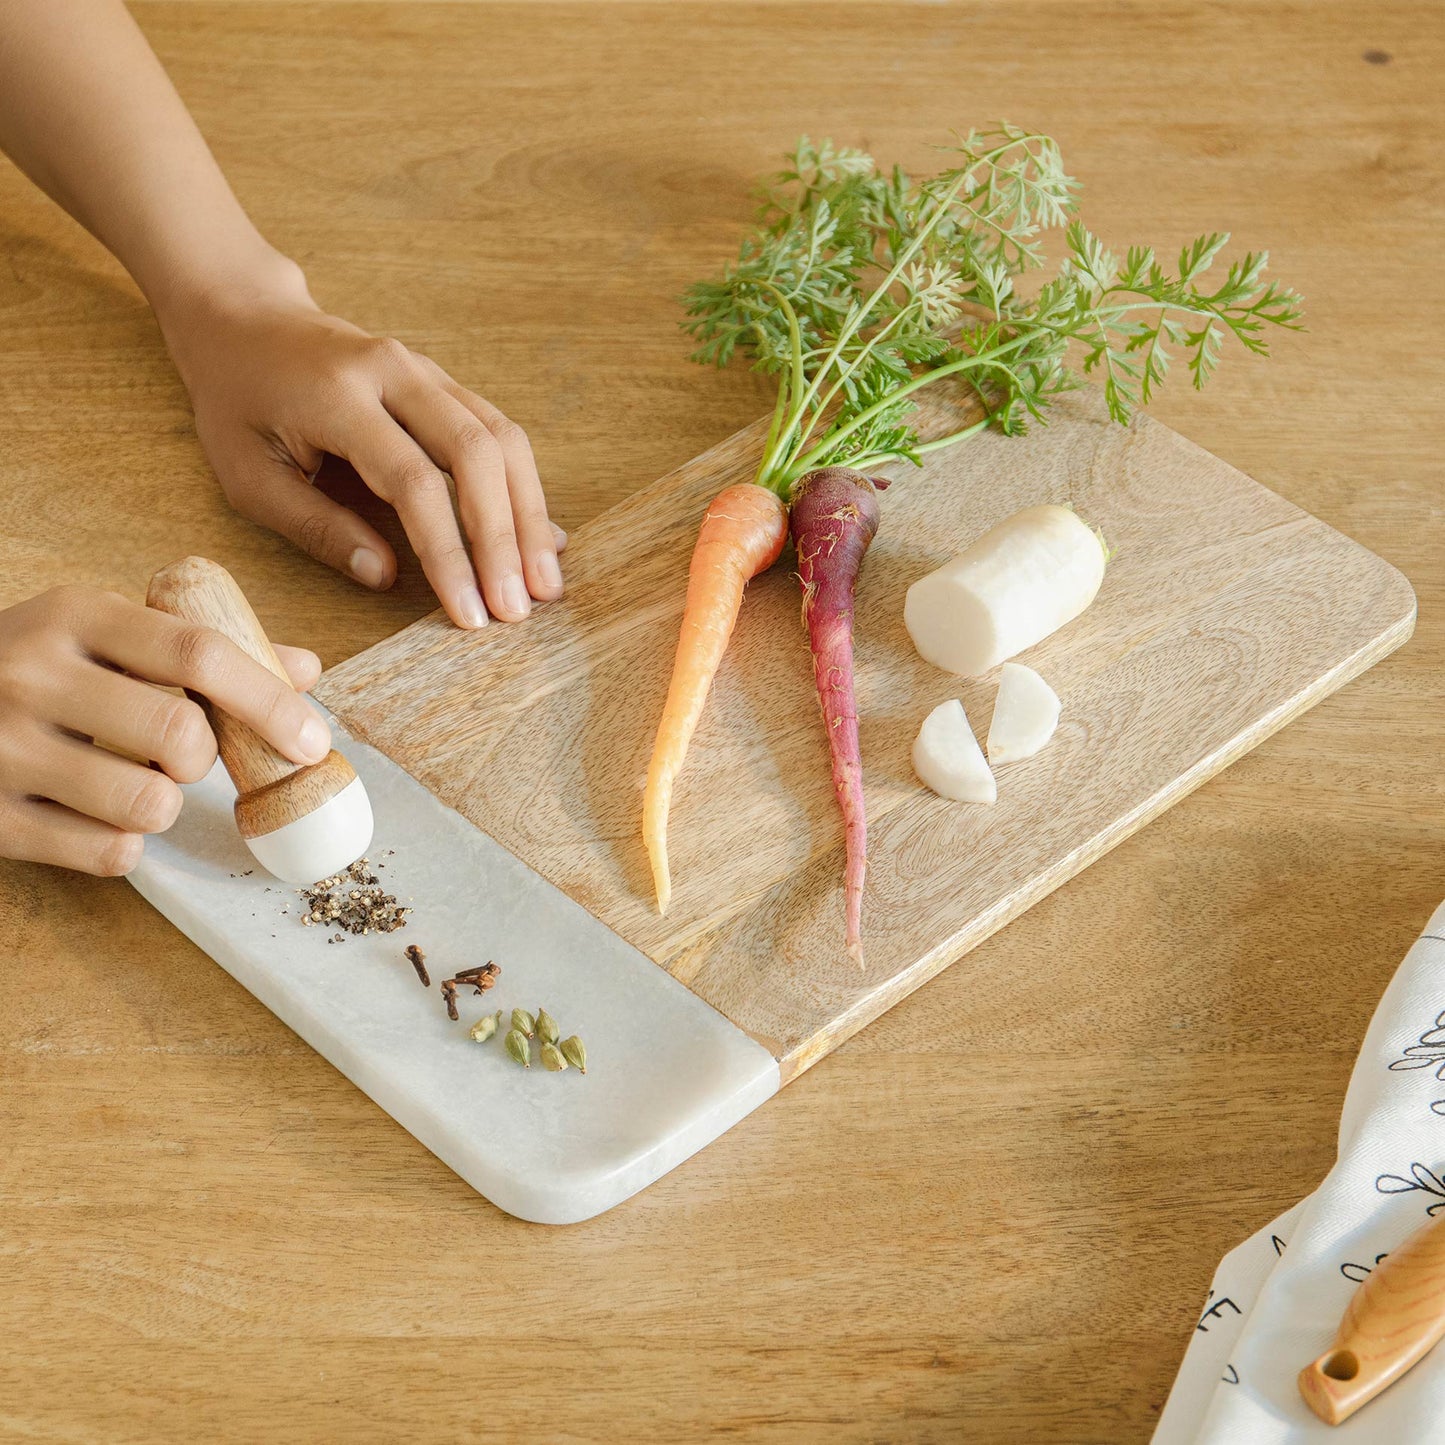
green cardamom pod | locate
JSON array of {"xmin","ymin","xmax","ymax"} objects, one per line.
[
  {"xmin": 540, "ymin": 1042, "xmax": 567, "ymax": 1072},
  {"xmin": 511, "ymin": 1008, "xmax": 537, "ymax": 1038},
  {"xmin": 504, "ymin": 1028, "xmax": 531, "ymax": 1068},
  {"xmin": 560, "ymin": 1035, "xmax": 587, "ymax": 1074},
  {"xmin": 468, "ymin": 1009, "xmax": 502, "ymax": 1043},
  {"xmin": 536, "ymin": 1007, "xmax": 560, "ymax": 1046}
]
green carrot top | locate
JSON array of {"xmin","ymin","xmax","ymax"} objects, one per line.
[{"xmin": 682, "ymin": 125, "xmax": 1304, "ymax": 498}]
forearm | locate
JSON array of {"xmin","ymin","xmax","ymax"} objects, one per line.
[
  {"xmin": 0, "ymin": 0, "xmax": 566, "ymax": 627},
  {"xmin": 0, "ymin": 0, "xmax": 303, "ymax": 314}
]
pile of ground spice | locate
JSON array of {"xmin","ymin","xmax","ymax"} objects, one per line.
[{"xmin": 298, "ymin": 857, "xmax": 410, "ymax": 937}]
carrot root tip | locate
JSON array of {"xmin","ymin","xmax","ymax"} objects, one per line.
[{"xmin": 651, "ymin": 857, "xmax": 672, "ymax": 916}]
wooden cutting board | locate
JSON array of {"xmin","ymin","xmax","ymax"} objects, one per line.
[{"xmin": 315, "ymin": 388, "xmax": 1414, "ymax": 1085}]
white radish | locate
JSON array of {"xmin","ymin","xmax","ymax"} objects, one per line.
[
  {"xmin": 904, "ymin": 505, "xmax": 1106, "ymax": 676},
  {"xmin": 912, "ymin": 699, "xmax": 996, "ymax": 804},
  {"xmin": 987, "ymin": 663, "xmax": 1060, "ymax": 764}
]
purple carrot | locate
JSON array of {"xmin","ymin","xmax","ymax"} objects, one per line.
[{"xmin": 788, "ymin": 466, "xmax": 882, "ymax": 963}]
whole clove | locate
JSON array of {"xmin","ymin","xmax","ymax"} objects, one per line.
[
  {"xmin": 404, "ymin": 944, "xmax": 430, "ymax": 987},
  {"xmin": 453, "ymin": 963, "xmax": 501, "ymax": 989},
  {"xmin": 440, "ymin": 962, "xmax": 500, "ymax": 1021}
]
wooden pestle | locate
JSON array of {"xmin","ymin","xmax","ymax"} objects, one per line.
[
  {"xmin": 1299, "ymin": 1209, "xmax": 1445, "ymax": 1424},
  {"xmin": 146, "ymin": 557, "xmax": 371, "ymax": 879}
]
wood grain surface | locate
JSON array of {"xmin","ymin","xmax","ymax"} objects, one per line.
[
  {"xmin": 317, "ymin": 388, "xmax": 1415, "ymax": 1081},
  {"xmin": 1, "ymin": 3, "xmax": 1442, "ymax": 1442}
]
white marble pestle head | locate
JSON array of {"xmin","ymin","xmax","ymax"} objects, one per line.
[{"xmin": 238, "ymin": 754, "xmax": 375, "ymax": 884}]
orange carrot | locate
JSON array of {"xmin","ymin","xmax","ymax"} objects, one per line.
[{"xmin": 644, "ymin": 483, "xmax": 789, "ymax": 913}]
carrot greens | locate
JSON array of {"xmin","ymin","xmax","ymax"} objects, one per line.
[{"xmin": 683, "ymin": 126, "xmax": 1303, "ymax": 497}]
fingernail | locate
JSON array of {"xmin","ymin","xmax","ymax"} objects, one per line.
[
  {"xmin": 349, "ymin": 547, "xmax": 387, "ymax": 589},
  {"xmin": 458, "ymin": 586, "xmax": 488, "ymax": 629},
  {"xmin": 501, "ymin": 574, "xmax": 530, "ymax": 618},
  {"xmin": 298, "ymin": 714, "xmax": 331, "ymax": 762},
  {"xmin": 537, "ymin": 551, "xmax": 563, "ymax": 591}
]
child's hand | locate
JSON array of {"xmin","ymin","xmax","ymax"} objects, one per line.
[
  {"xmin": 1, "ymin": 1, "xmax": 564, "ymax": 630},
  {"xmin": 158, "ymin": 267, "xmax": 566, "ymax": 631},
  {"xmin": 0, "ymin": 585, "xmax": 327, "ymax": 876}
]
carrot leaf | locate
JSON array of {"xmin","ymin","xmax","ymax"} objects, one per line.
[{"xmin": 683, "ymin": 127, "xmax": 1303, "ymax": 495}]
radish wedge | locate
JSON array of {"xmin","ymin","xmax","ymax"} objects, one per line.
[
  {"xmin": 913, "ymin": 699, "xmax": 996, "ymax": 804},
  {"xmin": 987, "ymin": 662, "xmax": 1060, "ymax": 764},
  {"xmin": 904, "ymin": 505, "xmax": 1106, "ymax": 677}
]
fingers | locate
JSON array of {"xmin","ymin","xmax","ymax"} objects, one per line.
[
  {"xmin": 18, "ymin": 728, "xmax": 183, "ymax": 835},
  {"xmin": 30, "ymin": 610, "xmax": 319, "ymax": 783},
  {"xmin": 74, "ymin": 594, "xmax": 330, "ymax": 767},
  {"xmin": 0, "ymin": 588, "xmax": 323, "ymax": 877},
  {"xmin": 273, "ymin": 644, "xmax": 321, "ymax": 692},
  {"xmin": 407, "ymin": 358, "xmax": 563, "ymax": 610},
  {"xmin": 381, "ymin": 381, "xmax": 534, "ymax": 622},
  {"xmin": 455, "ymin": 392, "xmax": 563, "ymax": 608},
  {"xmin": 327, "ymin": 403, "xmax": 488, "ymax": 630},
  {"xmin": 217, "ymin": 435, "xmax": 398, "ymax": 593},
  {"xmin": 38, "ymin": 661, "xmax": 217, "ymax": 782},
  {"xmin": 0, "ymin": 795, "xmax": 143, "ymax": 876},
  {"xmin": 199, "ymin": 324, "xmax": 563, "ymax": 629}
]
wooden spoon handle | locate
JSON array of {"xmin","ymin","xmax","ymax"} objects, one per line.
[
  {"xmin": 146, "ymin": 556, "xmax": 298, "ymax": 798},
  {"xmin": 1299, "ymin": 1210, "xmax": 1445, "ymax": 1424}
]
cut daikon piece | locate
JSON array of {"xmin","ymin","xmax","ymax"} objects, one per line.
[
  {"xmin": 912, "ymin": 699, "xmax": 996, "ymax": 804},
  {"xmin": 904, "ymin": 505, "xmax": 1106, "ymax": 676},
  {"xmin": 987, "ymin": 662, "xmax": 1060, "ymax": 764}
]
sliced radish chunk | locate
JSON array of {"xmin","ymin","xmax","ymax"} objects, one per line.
[
  {"xmin": 987, "ymin": 662, "xmax": 1060, "ymax": 764},
  {"xmin": 904, "ymin": 505, "xmax": 1106, "ymax": 676},
  {"xmin": 912, "ymin": 699, "xmax": 996, "ymax": 804}
]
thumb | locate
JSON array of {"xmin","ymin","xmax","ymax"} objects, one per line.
[{"xmin": 221, "ymin": 445, "xmax": 398, "ymax": 591}]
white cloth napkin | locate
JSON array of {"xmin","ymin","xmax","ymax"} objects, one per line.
[{"xmin": 1155, "ymin": 899, "xmax": 1445, "ymax": 1444}]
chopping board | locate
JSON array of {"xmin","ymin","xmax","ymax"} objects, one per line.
[{"xmin": 316, "ymin": 387, "xmax": 1416, "ymax": 1086}]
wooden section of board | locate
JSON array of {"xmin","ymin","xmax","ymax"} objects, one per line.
[{"xmin": 317, "ymin": 388, "xmax": 1415, "ymax": 1082}]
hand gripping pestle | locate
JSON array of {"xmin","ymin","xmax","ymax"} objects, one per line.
[{"xmin": 146, "ymin": 557, "xmax": 373, "ymax": 883}]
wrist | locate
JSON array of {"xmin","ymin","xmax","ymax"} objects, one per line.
[
  {"xmin": 152, "ymin": 243, "xmax": 316, "ymax": 375},
  {"xmin": 152, "ymin": 241, "xmax": 313, "ymax": 334}
]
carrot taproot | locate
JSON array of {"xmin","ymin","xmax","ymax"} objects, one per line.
[
  {"xmin": 643, "ymin": 482, "xmax": 789, "ymax": 914},
  {"xmin": 789, "ymin": 466, "xmax": 882, "ymax": 965}
]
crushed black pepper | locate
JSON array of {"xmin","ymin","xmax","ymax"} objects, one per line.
[{"xmin": 298, "ymin": 857, "xmax": 410, "ymax": 937}]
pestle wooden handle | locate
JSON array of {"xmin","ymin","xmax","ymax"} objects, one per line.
[
  {"xmin": 147, "ymin": 556, "xmax": 297, "ymax": 796},
  {"xmin": 1299, "ymin": 1210, "xmax": 1445, "ymax": 1424},
  {"xmin": 146, "ymin": 557, "xmax": 355, "ymax": 839}
]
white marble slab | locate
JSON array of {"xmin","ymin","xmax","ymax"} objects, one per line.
[{"xmin": 128, "ymin": 713, "xmax": 779, "ymax": 1224}]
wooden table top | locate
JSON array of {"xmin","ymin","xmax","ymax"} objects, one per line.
[{"xmin": 2, "ymin": 3, "xmax": 1440, "ymax": 1440}]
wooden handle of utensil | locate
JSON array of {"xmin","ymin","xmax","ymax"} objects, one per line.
[
  {"xmin": 1299, "ymin": 1210, "xmax": 1445, "ymax": 1424},
  {"xmin": 145, "ymin": 556, "xmax": 355, "ymax": 837}
]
